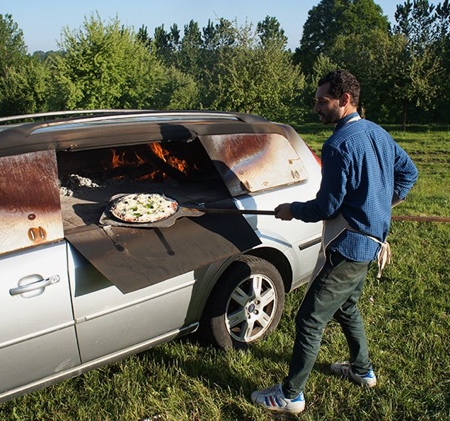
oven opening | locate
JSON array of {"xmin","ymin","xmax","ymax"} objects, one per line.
[
  {"xmin": 57, "ymin": 137, "xmax": 262, "ymax": 293},
  {"xmin": 58, "ymin": 138, "xmax": 230, "ymax": 232}
]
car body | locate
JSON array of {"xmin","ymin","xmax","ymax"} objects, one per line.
[{"xmin": 0, "ymin": 110, "xmax": 322, "ymax": 403}]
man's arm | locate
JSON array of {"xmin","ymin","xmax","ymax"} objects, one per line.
[
  {"xmin": 393, "ymin": 143, "xmax": 418, "ymax": 200},
  {"xmin": 285, "ymin": 144, "xmax": 348, "ymax": 222}
]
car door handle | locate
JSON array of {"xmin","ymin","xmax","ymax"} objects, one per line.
[{"xmin": 9, "ymin": 275, "xmax": 60, "ymax": 296}]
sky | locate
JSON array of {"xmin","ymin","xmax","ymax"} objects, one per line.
[{"xmin": 4, "ymin": 0, "xmax": 401, "ymax": 53}]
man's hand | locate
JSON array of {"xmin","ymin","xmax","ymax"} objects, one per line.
[{"xmin": 274, "ymin": 203, "xmax": 294, "ymax": 220}]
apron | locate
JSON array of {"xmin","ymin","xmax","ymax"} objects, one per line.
[{"xmin": 306, "ymin": 213, "xmax": 391, "ymax": 292}]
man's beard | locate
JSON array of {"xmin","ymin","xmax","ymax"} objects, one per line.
[{"xmin": 318, "ymin": 107, "xmax": 341, "ymax": 125}]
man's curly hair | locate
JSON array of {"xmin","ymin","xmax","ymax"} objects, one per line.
[{"xmin": 318, "ymin": 70, "xmax": 360, "ymax": 107}]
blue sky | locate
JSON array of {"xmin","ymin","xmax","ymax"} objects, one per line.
[{"xmin": 5, "ymin": 0, "xmax": 400, "ymax": 53}]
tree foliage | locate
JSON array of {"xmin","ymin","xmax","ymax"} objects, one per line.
[
  {"xmin": 0, "ymin": 14, "xmax": 49, "ymax": 115},
  {"xmin": 294, "ymin": 0, "xmax": 390, "ymax": 75},
  {"xmin": 0, "ymin": 13, "xmax": 27, "ymax": 68},
  {"xmin": 148, "ymin": 17, "xmax": 304, "ymax": 120},
  {"xmin": 1, "ymin": 5, "xmax": 450, "ymax": 126},
  {"xmin": 256, "ymin": 16, "xmax": 288, "ymax": 49},
  {"xmin": 48, "ymin": 13, "xmax": 168, "ymax": 109},
  {"xmin": 294, "ymin": 0, "xmax": 450, "ymax": 126},
  {"xmin": 392, "ymin": 0, "xmax": 449, "ymax": 126},
  {"xmin": 209, "ymin": 20, "xmax": 304, "ymax": 121}
]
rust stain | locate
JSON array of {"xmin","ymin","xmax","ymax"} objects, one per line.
[
  {"xmin": 200, "ymin": 132, "xmax": 308, "ymax": 195},
  {"xmin": 0, "ymin": 150, "xmax": 63, "ymax": 255},
  {"xmin": 215, "ymin": 134, "xmax": 267, "ymax": 166},
  {"xmin": 0, "ymin": 150, "xmax": 60, "ymax": 213},
  {"xmin": 28, "ymin": 226, "xmax": 47, "ymax": 243}
]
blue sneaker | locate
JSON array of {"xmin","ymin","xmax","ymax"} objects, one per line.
[
  {"xmin": 330, "ymin": 361, "xmax": 377, "ymax": 387},
  {"xmin": 251, "ymin": 384, "xmax": 305, "ymax": 414}
]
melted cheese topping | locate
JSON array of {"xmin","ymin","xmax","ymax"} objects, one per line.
[{"xmin": 111, "ymin": 193, "xmax": 178, "ymax": 223}]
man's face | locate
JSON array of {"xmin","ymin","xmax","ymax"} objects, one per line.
[{"xmin": 314, "ymin": 82, "xmax": 343, "ymax": 125}]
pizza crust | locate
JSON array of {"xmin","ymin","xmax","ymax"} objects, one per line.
[{"xmin": 110, "ymin": 193, "xmax": 178, "ymax": 223}]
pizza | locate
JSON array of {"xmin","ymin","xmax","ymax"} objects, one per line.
[{"xmin": 110, "ymin": 193, "xmax": 178, "ymax": 223}]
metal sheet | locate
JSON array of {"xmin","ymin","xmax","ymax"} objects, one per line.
[
  {"xmin": 0, "ymin": 150, "xmax": 64, "ymax": 255},
  {"xmin": 65, "ymin": 212, "xmax": 261, "ymax": 294},
  {"xmin": 199, "ymin": 133, "xmax": 309, "ymax": 196}
]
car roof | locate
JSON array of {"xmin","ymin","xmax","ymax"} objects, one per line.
[{"xmin": 0, "ymin": 110, "xmax": 286, "ymax": 157}]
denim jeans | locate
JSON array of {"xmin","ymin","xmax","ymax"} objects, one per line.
[{"xmin": 282, "ymin": 250, "xmax": 372, "ymax": 398}]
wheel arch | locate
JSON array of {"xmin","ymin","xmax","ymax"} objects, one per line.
[
  {"xmin": 193, "ymin": 246, "xmax": 293, "ymax": 324},
  {"xmin": 245, "ymin": 247, "xmax": 293, "ymax": 293},
  {"xmin": 198, "ymin": 252, "xmax": 287, "ymax": 349}
]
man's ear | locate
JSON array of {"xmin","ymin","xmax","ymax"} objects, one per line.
[{"xmin": 339, "ymin": 92, "xmax": 351, "ymax": 107}]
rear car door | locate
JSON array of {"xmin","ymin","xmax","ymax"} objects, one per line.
[{"xmin": 0, "ymin": 150, "xmax": 80, "ymax": 399}]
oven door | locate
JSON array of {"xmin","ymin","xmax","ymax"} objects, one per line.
[{"xmin": 0, "ymin": 242, "xmax": 80, "ymax": 396}]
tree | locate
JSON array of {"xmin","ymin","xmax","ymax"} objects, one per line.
[
  {"xmin": 433, "ymin": 0, "xmax": 450, "ymax": 122},
  {"xmin": 151, "ymin": 23, "xmax": 180, "ymax": 67},
  {"xmin": 152, "ymin": 18, "xmax": 238, "ymax": 109},
  {"xmin": 136, "ymin": 25, "xmax": 151, "ymax": 50},
  {"xmin": 392, "ymin": 0, "xmax": 448, "ymax": 126},
  {"xmin": 210, "ymin": 19, "xmax": 305, "ymax": 121},
  {"xmin": 48, "ymin": 13, "xmax": 167, "ymax": 110},
  {"xmin": 394, "ymin": 0, "xmax": 436, "ymax": 45},
  {"xmin": 329, "ymin": 28, "xmax": 393, "ymax": 120},
  {"xmin": 296, "ymin": 0, "xmax": 449, "ymax": 125},
  {"xmin": 150, "ymin": 16, "xmax": 305, "ymax": 119},
  {"xmin": 299, "ymin": 54, "xmax": 339, "ymax": 121},
  {"xmin": 177, "ymin": 20, "xmax": 203, "ymax": 78},
  {"xmin": 256, "ymin": 16, "xmax": 288, "ymax": 49},
  {"xmin": 295, "ymin": 0, "xmax": 390, "ymax": 75},
  {"xmin": 0, "ymin": 14, "xmax": 50, "ymax": 116},
  {"xmin": 0, "ymin": 14, "xmax": 27, "ymax": 68},
  {"xmin": 152, "ymin": 66, "xmax": 199, "ymax": 110}
]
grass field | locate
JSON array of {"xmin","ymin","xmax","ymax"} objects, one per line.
[{"xmin": 1, "ymin": 125, "xmax": 449, "ymax": 420}]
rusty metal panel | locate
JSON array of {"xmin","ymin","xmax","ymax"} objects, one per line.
[
  {"xmin": 65, "ymin": 212, "xmax": 261, "ymax": 294},
  {"xmin": 0, "ymin": 150, "xmax": 64, "ymax": 255},
  {"xmin": 199, "ymin": 133, "xmax": 309, "ymax": 196}
]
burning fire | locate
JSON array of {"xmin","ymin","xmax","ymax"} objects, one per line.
[
  {"xmin": 109, "ymin": 142, "xmax": 190, "ymax": 181},
  {"xmin": 111, "ymin": 149, "xmax": 126, "ymax": 168},
  {"xmin": 111, "ymin": 149, "xmax": 147, "ymax": 168},
  {"xmin": 149, "ymin": 143, "xmax": 189, "ymax": 175}
]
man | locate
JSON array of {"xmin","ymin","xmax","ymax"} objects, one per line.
[{"xmin": 251, "ymin": 70, "xmax": 418, "ymax": 414}]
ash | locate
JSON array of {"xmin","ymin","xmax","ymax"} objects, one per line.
[{"xmin": 60, "ymin": 174, "xmax": 103, "ymax": 196}]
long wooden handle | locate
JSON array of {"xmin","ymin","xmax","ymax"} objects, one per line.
[
  {"xmin": 392, "ymin": 215, "xmax": 450, "ymax": 222},
  {"xmin": 200, "ymin": 208, "xmax": 276, "ymax": 215}
]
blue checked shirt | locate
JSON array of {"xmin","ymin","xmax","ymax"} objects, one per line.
[{"xmin": 291, "ymin": 113, "xmax": 418, "ymax": 262}]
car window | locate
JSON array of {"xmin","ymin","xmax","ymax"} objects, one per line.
[{"xmin": 0, "ymin": 150, "xmax": 64, "ymax": 255}]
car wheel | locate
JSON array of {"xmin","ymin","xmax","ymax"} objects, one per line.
[{"xmin": 202, "ymin": 255, "xmax": 285, "ymax": 349}]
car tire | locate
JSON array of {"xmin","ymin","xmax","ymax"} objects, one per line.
[{"xmin": 201, "ymin": 255, "xmax": 285, "ymax": 350}]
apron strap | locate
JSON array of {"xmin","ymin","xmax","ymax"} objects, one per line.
[{"xmin": 348, "ymin": 229, "xmax": 391, "ymax": 279}]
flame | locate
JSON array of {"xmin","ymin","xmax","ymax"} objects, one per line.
[
  {"xmin": 149, "ymin": 143, "xmax": 189, "ymax": 175},
  {"xmin": 134, "ymin": 151, "xmax": 146, "ymax": 166},
  {"xmin": 134, "ymin": 171, "xmax": 158, "ymax": 181},
  {"xmin": 109, "ymin": 143, "xmax": 191, "ymax": 181},
  {"xmin": 111, "ymin": 148, "xmax": 148, "ymax": 169},
  {"xmin": 150, "ymin": 143, "xmax": 167, "ymax": 162},
  {"xmin": 111, "ymin": 149, "xmax": 127, "ymax": 168}
]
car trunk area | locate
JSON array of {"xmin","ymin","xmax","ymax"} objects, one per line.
[
  {"xmin": 0, "ymin": 120, "xmax": 308, "ymax": 294},
  {"xmin": 58, "ymin": 137, "xmax": 263, "ymax": 293}
]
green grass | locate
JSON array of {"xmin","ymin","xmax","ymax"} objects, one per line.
[{"xmin": 1, "ymin": 126, "xmax": 449, "ymax": 420}]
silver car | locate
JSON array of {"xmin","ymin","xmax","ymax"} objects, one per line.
[{"xmin": 0, "ymin": 110, "xmax": 322, "ymax": 403}]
